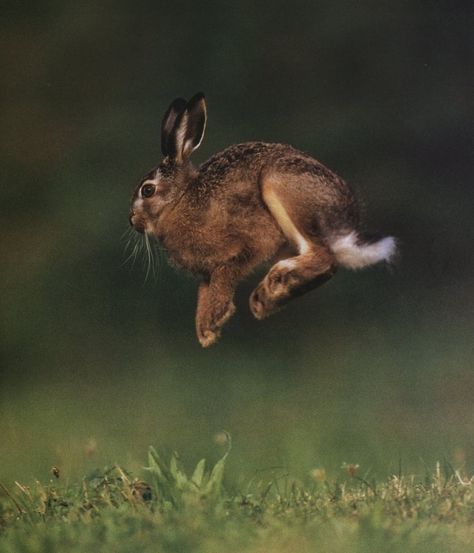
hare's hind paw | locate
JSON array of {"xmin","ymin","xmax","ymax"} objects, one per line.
[
  {"xmin": 249, "ymin": 284, "xmax": 284, "ymax": 320},
  {"xmin": 249, "ymin": 261, "xmax": 296, "ymax": 319},
  {"xmin": 249, "ymin": 286, "xmax": 273, "ymax": 320}
]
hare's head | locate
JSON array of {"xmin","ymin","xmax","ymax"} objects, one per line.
[{"xmin": 129, "ymin": 93, "xmax": 207, "ymax": 235}]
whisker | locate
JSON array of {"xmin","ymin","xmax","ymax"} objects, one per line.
[
  {"xmin": 144, "ymin": 233, "xmax": 153, "ymax": 282},
  {"xmin": 122, "ymin": 225, "xmax": 164, "ymax": 282},
  {"xmin": 122, "ymin": 227, "xmax": 142, "ymax": 268},
  {"xmin": 121, "ymin": 227, "xmax": 133, "ymax": 241}
]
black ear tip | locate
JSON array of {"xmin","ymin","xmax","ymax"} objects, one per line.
[
  {"xmin": 188, "ymin": 92, "xmax": 206, "ymax": 106},
  {"xmin": 170, "ymin": 97, "xmax": 188, "ymax": 111}
]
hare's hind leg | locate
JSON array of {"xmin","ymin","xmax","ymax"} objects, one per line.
[
  {"xmin": 250, "ymin": 175, "xmax": 336, "ymax": 319},
  {"xmin": 249, "ymin": 247, "xmax": 335, "ymax": 319}
]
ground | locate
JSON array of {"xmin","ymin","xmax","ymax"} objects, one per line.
[{"xmin": 1, "ymin": 443, "xmax": 473, "ymax": 553}]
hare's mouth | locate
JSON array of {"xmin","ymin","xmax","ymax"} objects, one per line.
[
  {"xmin": 132, "ymin": 221, "xmax": 146, "ymax": 234},
  {"xmin": 129, "ymin": 212, "xmax": 146, "ymax": 234}
]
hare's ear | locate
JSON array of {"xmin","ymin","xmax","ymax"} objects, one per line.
[
  {"xmin": 161, "ymin": 97, "xmax": 187, "ymax": 156},
  {"xmin": 172, "ymin": 92, "xmax": 207, "ymax": 163}
]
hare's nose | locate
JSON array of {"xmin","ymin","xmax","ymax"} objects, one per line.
[{"xmin": 129, "ymin": 210, "xmax": 145, "ymax": 233}]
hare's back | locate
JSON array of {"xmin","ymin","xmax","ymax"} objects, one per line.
[
  {"xmin": 198, "ymin": 142, "xmax": 357, "ymax": 225},
  {"xmin": 199, "ymin": 142, "xmax": 351, "ymax": 195}
]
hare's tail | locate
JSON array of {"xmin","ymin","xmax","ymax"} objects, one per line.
[{"xmin": 328, "ymin": 231, "xmax": 397, "ymax": 270}]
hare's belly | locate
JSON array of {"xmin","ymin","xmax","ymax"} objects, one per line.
[{"xmin": 163, "ymin": 207, "xmax": 285, "ymax": 277}]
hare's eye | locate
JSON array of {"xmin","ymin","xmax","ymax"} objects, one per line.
[{"xmin": 141, "ymin": 184, "xmax": 155, "ymax": 198}]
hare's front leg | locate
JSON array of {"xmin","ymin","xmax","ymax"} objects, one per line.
[{"xmin": 195, "ymin": 266, "xmax": 238, "ymax": 347}]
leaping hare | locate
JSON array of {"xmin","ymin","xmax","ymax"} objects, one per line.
[{"xmin": 129, "ymin": 93, "xmax": 396, "ymax": 347}]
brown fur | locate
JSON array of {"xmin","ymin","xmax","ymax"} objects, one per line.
[{"xmin": 129, "ymin": 95, "xmax": 379, "ymax": 347}]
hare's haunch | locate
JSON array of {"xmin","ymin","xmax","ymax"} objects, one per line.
[{"xmin": 129, "ymin": 93, "xmax": 396, "ymax": 347}]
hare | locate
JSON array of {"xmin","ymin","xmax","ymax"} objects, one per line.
[{"xmin": 129, "ymin": 93, "xmax": 396, "ymax": 347}]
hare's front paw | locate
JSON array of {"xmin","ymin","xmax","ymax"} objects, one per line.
[
  {"xmin": 249, "ymin": 261, "xmax": 298, "ymax": 319},
  {"xmin": 198, "ymin": 329, "xmax": 220, "ymax": 348},
  {"xmin": 196, "ymin": 302, "xmax": 236, "ymax": 348}
]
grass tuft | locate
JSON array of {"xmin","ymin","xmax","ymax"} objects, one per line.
[{"xmin": 144, "ymin": 432, "xmax": 231, "ymax": 511}]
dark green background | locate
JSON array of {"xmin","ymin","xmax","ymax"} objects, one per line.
[{"xmin": 1, "ymin": 1, "xmax": 472, "ymax": 484}]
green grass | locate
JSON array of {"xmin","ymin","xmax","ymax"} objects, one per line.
[{"xmin": 1, "ymin": 442, "xmax": 473, "ymax": 553}]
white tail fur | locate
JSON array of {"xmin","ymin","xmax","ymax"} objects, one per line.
[{"xmin": 329, "ymin": 231, "xmax": 396, "ymax": 270}]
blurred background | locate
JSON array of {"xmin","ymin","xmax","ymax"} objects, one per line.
[{"xmin": 1, "ymin": 0, "xmax": 472, "ymax": 485}]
